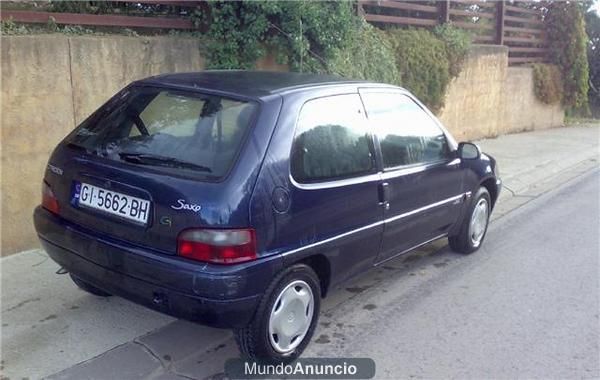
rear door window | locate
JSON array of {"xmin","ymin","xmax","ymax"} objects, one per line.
[
  {"xmin": 68, "ymin": 86, "xmax": 257, "ymax": 180},
  {"xmin": 361, "ymin": 92, "xmax": 451, "ymax": 169},
  {"xmin": 291, "ymin": 94, "xmax": 375, "ymax": 183}
]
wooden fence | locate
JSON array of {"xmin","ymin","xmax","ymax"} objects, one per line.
[
  {"xmin": 359, "ymin": 0, "xmax": 549, "ymax": 65},
  {"xmin": 2, "ymin": 0, "xmax": 548, "ymax": 65},
  {"xmin": 1, "ymin": 1, "xmax": 201, "ymax": 30}
]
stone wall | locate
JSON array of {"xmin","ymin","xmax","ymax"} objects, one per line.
[
  {"xmin": 503, "ymin": 66, "xmax": 565, "ymax": 133},
  {"xmin": 439, "ymin": 44, "xmax": 564, "ymax": 141},
  {"xmin": 0, "ymin": 36, "xmax": 563, "ymax": 256},
  {"xmin": 0, "ymin": 34, "xmax": 285, "ymax": 255}
]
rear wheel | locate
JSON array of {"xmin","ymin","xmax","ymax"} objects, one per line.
[
  {"xmin": 69, "ymin": 274, "xmax": 111, "ymax": 297},
  {"xmin": 449, "ymin": 187, "xmax": 491, "ymax": 254},
  {"xmin": 235, "ymin": 264, "xmax": 321, "ymax": 363}
]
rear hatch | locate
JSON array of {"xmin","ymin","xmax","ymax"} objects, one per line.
[{"xmin": 45, "ymin": 84, "xmax": 258, "ymax": 254}]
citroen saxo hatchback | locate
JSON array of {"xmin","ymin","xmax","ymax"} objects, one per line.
[{"xmin": 34, "ymin": 71, "xmax": 501, "ymax": 362}]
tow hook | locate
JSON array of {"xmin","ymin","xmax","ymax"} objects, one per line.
[{"xmin": 152, "ymin": 292, "xmax": 168, "ymax": 307}]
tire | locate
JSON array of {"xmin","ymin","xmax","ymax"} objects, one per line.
[
  {"xmin": 449, "ymin": 186, "xmax": 491, "ymax": 254},
  {"xmin": 70, "ymin": 274, "xmax": 112, "ymax": 297},
  {"xmin": 235, "ymin": 264, "xmax": 321, "ymax": 364}
]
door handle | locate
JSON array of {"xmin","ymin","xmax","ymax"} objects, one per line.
[{"xmin": 378, "ymin": 182, "xmax": 390, "ymax": 205}]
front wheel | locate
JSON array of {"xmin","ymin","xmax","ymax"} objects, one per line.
[
  {"xmin": 235, "ymin": 264, "xmax": 321, "ymax": 363},
  {"xmin": 449, "ymin": 187, "xmax": 491, "ymax": 254}
]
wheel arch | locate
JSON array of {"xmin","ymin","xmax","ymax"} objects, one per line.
[
  {"xmin": 293, "ymin": 254, "xmax": 331, "ymax": 298},
  {"xmin": 480, "ymin": 177, "xmax": 499, "ymax": 209}
]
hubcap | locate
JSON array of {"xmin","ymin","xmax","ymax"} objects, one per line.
[
  {"xmin": 268, "ymin": 280, "xmax": 314, "ymax": 354},
  {"xmin": 469, "ymin": 198, "xmax": 489, "ymax": 247}
]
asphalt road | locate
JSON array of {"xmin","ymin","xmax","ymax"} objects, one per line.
[{"xmin": 304, "ymin": 168, "xmax": 600, "ymax": 379}]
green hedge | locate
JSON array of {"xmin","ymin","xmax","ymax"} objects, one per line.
[
  {"xmin": 387, "ymin": 29, "xmax": 450, "ymax": 112},
  {"xmin": 386, "ymin": 26, "xmax": 470, "ymax": 112},
  {"xmin": 196, "ymin": 1, "xmax": 358, "ymax": 72},
  {"xmin": 328, "ymin": 20, "xmax": 401, "ymax": 86},
  {"xmin": 198, "ymin": 1, "xmax": 470, "ymax": 113},
  {"xmin": 433, "ymin": 23, "xmax": 471, "ymax": 78}
]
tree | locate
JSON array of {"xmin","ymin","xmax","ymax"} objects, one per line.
[
  {"xmin": 546, "ymin": 2, "xmax": 590, "ymax": 111},
  {"xmin": 585, "ymin": 9, "xmax": 600, "ymax": 116}
]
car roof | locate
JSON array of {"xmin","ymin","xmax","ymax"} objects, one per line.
[{"xmin": 140, "ymin": 70, "xmax": 396, "ymax": 98}]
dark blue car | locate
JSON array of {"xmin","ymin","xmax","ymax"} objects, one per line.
[{"xmin": 34, "ymin": 71, "xmax": 501, "ymax": 362}]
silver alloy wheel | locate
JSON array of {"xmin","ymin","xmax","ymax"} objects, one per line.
[
  {"xmin": 469, "ymin": 198, "xmax": 489, "ymax": 247},
  {"xmin": 268, "ymin": 280, "xmax": 314, "ymax": 354}
]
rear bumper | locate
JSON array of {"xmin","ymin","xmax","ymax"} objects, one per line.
[{"xmin": 34, "ymin": 207, "xmax": 283, "ymax": 328}]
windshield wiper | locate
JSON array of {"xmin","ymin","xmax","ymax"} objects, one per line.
[
  {"xmin": 67, "ymin": 142, "xmax": 88, "ymax": 151},
  {"xmin": 118, "ymin": 152, "xmax": 212, "ymax": 173},
  {"xmin": 67, "ymin": 142, "xmax": 101, "ymax": 155}
]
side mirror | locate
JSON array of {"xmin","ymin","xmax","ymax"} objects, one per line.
[{"xmin": 458, "ymin": 142, "xmax": 481, "ymax": 160}]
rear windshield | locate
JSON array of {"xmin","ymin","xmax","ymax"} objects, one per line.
[{"xmin": 67, "ymin": 86, "xmax": 258, "ymax": 180}]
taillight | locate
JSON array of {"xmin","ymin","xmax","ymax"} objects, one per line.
[
  {"xmin": 177, "ymin": 228, "xmax": 257, "ymax": 264},
  {"xmin": 42, "ymin": 181, "xmax": 59, "ymax": 214}
]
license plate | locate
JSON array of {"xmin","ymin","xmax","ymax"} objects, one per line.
[{"xmin": 77, "ymin": 182, "xmax": 150, "ymax": 224}]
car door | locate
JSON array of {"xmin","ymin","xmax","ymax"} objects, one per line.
[
  {"xmin": 275, "ymin": 92, "xmax": 385, "ymax": 285},
  {"xmin": 359, "ymin": 89, "xmax": 465, "ymax": 264}
]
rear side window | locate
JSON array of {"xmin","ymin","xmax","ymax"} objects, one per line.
[
  {"xmin": 68, "ymin": 86, "xmax": 257, "ymax": 180},
  {"xmin": 361, "ymin": 92, "xmax": 450, "ymax": 168},
  {"xmin": 291, "ymin": 94, "xmax": 375, "ymax": 183}
]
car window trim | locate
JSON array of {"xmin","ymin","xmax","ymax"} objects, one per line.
[
  {"xmin": 358, "ymin": 88, "xmax": 456, "ymax": 171},
  {"xmin": 380, "ymin": 158, "xmax": 461, "ymax": 179},
  {"xmin": 288, "ymin": 92, "xmax": 379, "ymax": 186},
  {"xmin": 358, "ymin": 87, "xmax": 458, "ymax": 151},
  {"xmin": 290, "ymin": 171, "xmax": 381, "ymax": 190}
]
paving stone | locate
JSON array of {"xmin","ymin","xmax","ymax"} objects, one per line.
[
  {"xmin": 47, "ymin": 342, "xmax": 162, "ymax": 380},
  {"xmin": 174, "ymin": 338, "xmax": 240, "ymax": 380},
  {"xmin": 1, "ymin": 250, "xmax": 174, "ymax": 379},
  {"xmin": 136, "ymin": 320, "xmax": 232, "ymax": 363}
]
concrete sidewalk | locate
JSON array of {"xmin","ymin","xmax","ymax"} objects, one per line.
[{"xmin": 1, "ymin": 124, "xmax": 599, "ymax": 380}]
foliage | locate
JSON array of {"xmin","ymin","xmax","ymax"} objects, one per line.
[
  {"xmin": 386, "ymin": 29, "xmax": 451, "ymax": 112},
  {"xmin": 49, "ymin": 1, "xmax": 171, "ymax": 16},
  {"xmin": 196, "ymin": 1, "xmax": 470, "ymax": 102},
  {"xmin": 196, "ymin": 3, "xmax": 470, "ymax": 112},
  {"xmin": 327, "ymin": 20, "xmax": 401, "ymax": 85},
  {"xmin": 264, "ymin": 1, "xmax": 358, "ymax": 73},
  {"xmin": 532, "ymin": 64, "xmax": 563, "ymax": 105},
  {"xmin": 0, "ymin": 18, "xmax": 30, "ymax": 35},
  {"xmin": 585, "ymin": 9, "xmax": 600, "ymax": 117},
  {"xmin": 577, "ymin": 0, "xmax": 596, "ymax": 13},
  {"xmin": 545, "ymin": 2, "xmax": 590, "ymax": 111},
  {"xmin": 433, "ymin": 23, "xmax": 472, "ymax": 77},
  {"xmin": 195, "ymin": 1, "xmax": 357, "ymax": 72},
  {"xmin": 50, "ymin": 1, "xmax": 92, "ymax": 13},
  {"xmin": 50, "ymin": 1, "xmax": 113, "ymax": 14},
  {"xmin": 0, "ymin": 17, "xmax": 126, "ymax": 37},
  {"xmin": 193, "ymin": 2, "xmax": 269, "ymax": 69},
  {"xmin": 47, "ymin": 16, "xmax": 59, "ymax": 32}
]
